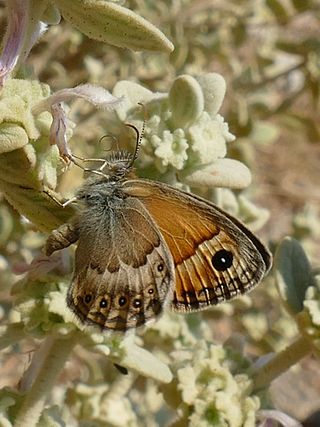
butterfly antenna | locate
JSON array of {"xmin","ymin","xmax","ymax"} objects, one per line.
[
  {"xmin": 98, "ymin": 133, "xmax": 120, "ymax": 152},
  {"xmin": 126, "ymin": 103, "xmax": 147, "ymax": 167}
]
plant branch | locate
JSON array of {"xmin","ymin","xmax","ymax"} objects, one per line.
[
  {"xmin": 251, "ymin": 335, "xmax": 313, "ymax": 392},
  {"xmin": 14, "ymin": 332, "xmax": 79, "ymax": 427}
]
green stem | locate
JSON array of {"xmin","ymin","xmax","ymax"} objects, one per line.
[
  {"xmin": 236, "ymin": 60, "xmax": 305, "ymax": 91},
  {"xmin": 251, "ymin": 335, "xmax": 313, "ymax": 392},
  {"xmin": 14, "ymin": 333, "xmax": 78, "ymax": 427}
]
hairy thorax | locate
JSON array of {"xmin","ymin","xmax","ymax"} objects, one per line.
[{"xmin": 77, "ymin": 177, "xmax": 127, "ymax": 209}]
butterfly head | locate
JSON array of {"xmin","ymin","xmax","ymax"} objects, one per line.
[
  {"xmin": 82, "ymin": 122, "xmax": 144, "ymax": 182},
  {"xmin": 101, "ymin": 149, "xmax": 135, "ymax": 180}
]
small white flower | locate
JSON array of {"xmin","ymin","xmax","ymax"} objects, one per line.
[
  {"xmin": 216, "ymin": 113, "xmax": 236, "ymax": 143},
  {"xmin": 188, "ymin": 112, "xmax": 235, "ymax": 165},
  {"xmin": 174, "ymin": 342, "xmax": 260, "ymax": 426},
  {"xmin": 111, "ymin": 77, "xmax": 247, "ymax": 193},
  {"xmin": 152, "ymin": 129, "xmax": 188, "ymax": 171},
  {"xmin": 177, "ymin": 366, "xmax": 198, "ymax": 404}
]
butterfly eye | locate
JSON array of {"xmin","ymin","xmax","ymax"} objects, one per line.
[{"xmin": 211, "ymin": 249, "xmax": 233, "ymax": 271}]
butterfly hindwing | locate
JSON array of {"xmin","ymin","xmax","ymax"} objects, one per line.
[{"xmin": 66, "ymin": 196, "xmax": 175, "ymax": 330}]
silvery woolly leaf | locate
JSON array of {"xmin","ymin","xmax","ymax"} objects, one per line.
[
  {"xmin": 0, "ymin": 179, "xmax": 74, "ymax": 233},
  {"xmin": 0, "ymin": 123, "xmax": 29, "ymax": 154},
  {"xmin": 181, "ymin": 158, "xmax": 251, "ymax": 189},
  {"xmin": 116, "ymin": 339, "xmax": 172, "ymax": 383},
  {"xmin": 169, "ymin": 75, "xmax": 204, "ymax": 128},
  {"xmin": 274, "ymin": 237, "xmax": 314, "ymax": 315},
  {"xmin": 53, "ymin": 0, "xmax": 174, "ymax": 52},
  {"xmin": 195, "ymin": 73, "xmax": 226, "ymax": 116}
]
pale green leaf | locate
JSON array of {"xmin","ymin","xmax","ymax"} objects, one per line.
[
  {"xmin": 274, "ymin": 237, "xmax": 314, "ymax": 315},
  {"xmin": 54, "ymin": 0, "xmax": 174, "ymax": 52},
  {"xmin": 196, "ymin": 73, "xmax": 226, "ymax": 116},
  {"xmin": 169, "ymin": 75, "xmax": 204, "ymax": 128},
  {"xmin": 0, "ymin": 124, "xmax": 29, "ymax": 154}
]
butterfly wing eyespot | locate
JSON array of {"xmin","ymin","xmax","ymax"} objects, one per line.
[
  {"xmin": 133, "ymin": 298, "xmax": 143, "ymax": 308},
  {"xmin": 84, "ymin": 294, "xmax": 92, "ymax": 304},
  {"xmin": 211, "ymin": 249, "xmax": 234, "ymax": 271},
  {"xmin": 118, "ymin": 296, "xmax": 128, "ymax": 308},
  {"xmin": 123, "ymin": 179, "xmax": 272, "ymax": 312},
  {"xmin": 99, "ymin": 298, "xmax": 108, "ymax": 308},
  {"xmin": 68, "ymin": 254, "xmax": 173, "ymax": 330},
  {"xmin": 67, "ymin": 197, "xmax": 175, "ymax": 330}
]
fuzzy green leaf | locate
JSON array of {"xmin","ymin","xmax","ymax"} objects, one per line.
[
  {"xmin": 169, "ymin": 75, "xmax": 204, "ymax": 128},
  {"xmin": 0, "ymin": 181, "xmax": 75, "ymax": 232},
  {"xmin": 274, "ymin": 237, "xmax": 314, "ymax": 315},
  {"xmin": 0, "ymin": 123, "xmax": 29, "ymax": 154},
  {"xmin": 53, "ymin": 0, "xmax": 174, "ymax": 52},
  {"xmin": 195, "ymin": 73, "xmax": 226, "ymax": 116}
]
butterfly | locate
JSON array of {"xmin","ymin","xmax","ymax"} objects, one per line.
[{"xmin": 45, "ymin": 125, "xmax": 272, "ymax": 331}]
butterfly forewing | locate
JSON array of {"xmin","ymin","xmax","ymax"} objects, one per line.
[{"xmin": 123, "ymin": 179, "xmax": 272, "ymax": 312}]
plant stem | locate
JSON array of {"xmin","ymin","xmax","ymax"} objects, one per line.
[
  {"xmin": 14, "ymin": 333, "xmax": 78, "ymax": 427},
  {"xmin": 19, "ymin": 336, "xmax": 56, "ymax": 393},
  {"xmin": 251, "ymin": 335, "xmax": 313, "ymax": 392},
  {"xmin": 238, "ymin": 60, "xmax": 305, "ymax": 91}
]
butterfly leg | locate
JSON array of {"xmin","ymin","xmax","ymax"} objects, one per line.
[
  {"xmin": 44, "ymin": 189, "xmax": 78, "ymax": 208},
  {"xmin": 68, "ymin": 155, "xmax": 109, "ymax": 179},
  {"xmin": 71, "ymin": 153, "xmax": 107, "ymax": 163},
  {"xmin": 44, "ymin": 222, "xmax": 80, "ymax": 256}
]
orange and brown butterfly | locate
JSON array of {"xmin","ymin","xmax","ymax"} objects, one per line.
[{"xmin": 45, "ymin": 126, "xmax": 272, "ymax": 331}]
